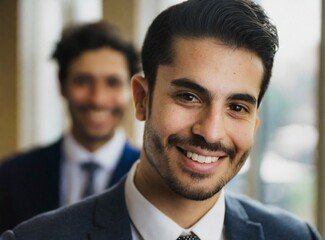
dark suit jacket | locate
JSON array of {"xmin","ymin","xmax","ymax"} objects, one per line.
[
  {"xmin": 0, "ymin": 138, "xmax": 140, "ymax": 233},
  {"xmin": 0, "ymin": 178, "xmax": 321, "ymax": 240}
]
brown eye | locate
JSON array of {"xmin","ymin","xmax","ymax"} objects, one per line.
[
  {"xmin": 228, "ymin": 104, "xmax": 248, "ymax": 113},
  {"xmin": 106, "ymin": 76, "xmax": 124, "ymax": 87},
  {"xmin": 178, "ymin": 93, "xmax": 199, "ymax": 103},
  {"xmin": 71, "ymin": 74, "xmax": 93, "ymax": 86}
]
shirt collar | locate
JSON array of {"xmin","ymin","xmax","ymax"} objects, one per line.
[
  {"xmin": 125, "ymin": 162, "xmax": 225, "ymax": 240},
  {"xmin": 191, "ymin": 189, "xmax": 225, "ymax": 240},
  {"xmin": 63, "ymin": 127, "xmax": 126, "ymax": 169}
]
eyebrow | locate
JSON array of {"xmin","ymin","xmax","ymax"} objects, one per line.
[
  {"xmin": 170, "ymin": 78, "xmax": 210, "ymax": 96},
  {"xmin": 171, "ymin": 78, "xmax": 257, "ymax": 105},
  {"xmin": 227, "ymin": 93, "xmax": 257, "ymax": 105}
]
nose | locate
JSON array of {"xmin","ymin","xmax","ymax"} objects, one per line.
[
  {"xmin": 192, "ymin": 106, "xmax": 226, "ymax": 143},
  {"xmin": 89, "ymin": 81, "xmax": 110, "ymax": 107}
]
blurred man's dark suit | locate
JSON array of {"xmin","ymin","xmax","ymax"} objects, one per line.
[{"xmin": 0, "ymin": 138, "xmax": 140, "ymax": 233}]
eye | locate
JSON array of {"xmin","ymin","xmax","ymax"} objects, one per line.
[
  {"xmin": 106, "ymin": 76, "xmax": 124, "ymax": 88},
  {"xmin": 178, "ymin": 92, "xmax": 200, "ymax": 103},
  {"xmin": 72, "ymin": 75, "xmax": 92, "ymax": 86},
  {"xmin": 228, "ymin": 104, "xmax": 248, "ymax": 113}
]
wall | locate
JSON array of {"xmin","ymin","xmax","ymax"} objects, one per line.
[{"xmin": 0, "ymin": 0, "xmax": 18, "ymax": 159}]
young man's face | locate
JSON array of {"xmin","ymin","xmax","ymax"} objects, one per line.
[
  {"xmin": 134, "ymin": 38, "xmax": 262, "ymax": 200},
  {"xmin": 61, "ymin": 47, "xmax": 130, "ymax": 151}
]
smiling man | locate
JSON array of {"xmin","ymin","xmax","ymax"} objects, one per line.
[
  {"xmin": 0, "ymin": 21, "xmax": 140, "ymax": 232},
  {"xmin": 64, "ymin": 46, "xmax": 131, "ymax": 150},
  {"xmin": 0, "ymin": 1, "xmax": 321, "ymax": 240},
  {"xmin": 132, "ymin": 38, "xmax": 262, "ymax": 207}
]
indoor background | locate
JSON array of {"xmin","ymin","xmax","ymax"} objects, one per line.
[{"xmin": 0, "ymin": 0, "xmax": 324, "ymax": 237}]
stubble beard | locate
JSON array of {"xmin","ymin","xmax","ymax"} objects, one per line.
[{"xmin": 143, "ymin": 121, "xmax": 251, "ymax": 201}]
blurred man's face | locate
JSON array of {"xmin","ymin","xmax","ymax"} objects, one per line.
[{"xmin": 61, "ymin": 47, "xmax": 130, "ymax": 151}]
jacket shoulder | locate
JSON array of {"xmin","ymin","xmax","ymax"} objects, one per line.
[
  {"xmin": 9, "ymin": 194, "xmax": 97, "ymax": 240},
  {"xmin": 225, "ymin": 192, "xmax": 321, "ymax": 239},
  {"xmin": 5, "ymin": 180, "xmax": 128, "ymax": 240},
  {"xmin": 0, "ymin": 139, "xmax": 62, "ymax": 169}
]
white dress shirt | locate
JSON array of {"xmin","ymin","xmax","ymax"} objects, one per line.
[
  {"xmin": 125, "ymin": 162, "xmax": 226, "ymax": 240},
  {"xmin": 60, "ymin": 128, "xmax": 126, "ymax": 206}
]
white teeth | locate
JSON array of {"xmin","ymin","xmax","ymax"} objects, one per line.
[
  {"xmin": 198, "ymin": 155, "xmax": 205, "ymax": 163},
  {"xmin": 185, "ymin": 151, "xmax": 219, "ymax": 163},
  {"xmin": 206, "ymin": 156, "xmax": 212, "ymax": 163},
  {"xmin": 88, "ymin": 110, "xmax": 109, "ymax": 120}
]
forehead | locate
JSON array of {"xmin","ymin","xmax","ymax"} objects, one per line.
[
  {"xmin": 69, "ymin": 47, "xmax": 128, "ymax": 73},
  {"xmin": 171, "ymin": 37, "xmax": 263, "ymax": 76},
  {"xmin": 156, "ymin": 37, "xmax": 264, "ymax": 97}
]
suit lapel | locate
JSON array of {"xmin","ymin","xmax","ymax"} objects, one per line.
[
  {"xmin": 89, "ymin": 178, "xmax": 132, "ymax": 240},
  {"xmin": 224, "ymin": 194, "xmax": 265, "ymax": 240},
  {"xmin": 107, "ymin": 141, "xmax": 140, "ymax": 187}
]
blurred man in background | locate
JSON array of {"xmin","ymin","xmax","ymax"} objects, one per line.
[{"xmin": 0, "ymin": 21, "xmax": 140, "ymax": 232}]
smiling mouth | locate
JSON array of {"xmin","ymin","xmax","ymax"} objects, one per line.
[
  {"xmin": 177, "ymin": 147, "xmax": 223, "ymax": 164},
  {"xmin": 88, "ymin": 110, "xmax": 109, "ymax": 117},
  {"xmin": 82, "ymin": 107, "xmax": 123, "ymax": 120}
]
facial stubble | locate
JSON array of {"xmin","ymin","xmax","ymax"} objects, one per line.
[{"xmin": 143, "ymin": 120, "xmax": 250, "ymax": 201}]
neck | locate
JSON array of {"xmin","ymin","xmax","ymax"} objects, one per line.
[{"xmin": 134, "ymin": 159, "xmax": 221, "ymax": 228}]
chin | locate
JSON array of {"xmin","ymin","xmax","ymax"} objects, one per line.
[
  {"xmin": 83, "ymin": 130, "xmax": 114, "ymax": 142},
  {"xmin": 170, "ymin": 184, "xmax": 222, "ymax": 201}
]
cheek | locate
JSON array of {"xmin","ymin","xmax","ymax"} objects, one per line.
[
  {"xmin": 152, "ymin": 107, "xmax": 175, "ymax": 135},
  {"xmin": 152, "ymin": 103, "xmax": 195, "ymax": 139},
  {"xmin": 116, "ymin": 89, "xmax": 131, "ymax": 106},
  {"xmin": 227, "ymin": 122, "xmax": 256, "ymax": 151},
  {"xmin": 66, "ymin": 87, "xmax": 88, "ymax": 105}
]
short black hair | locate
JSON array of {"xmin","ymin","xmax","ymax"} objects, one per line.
[
  {"xmin": 141, "ymin": 0, "xmax": 279, "ymax": 107},
  {"xmin": 52, "ymin": 21, "xmax": 140, "ymax": 83}
]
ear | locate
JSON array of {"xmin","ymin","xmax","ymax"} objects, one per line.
[{"xmin": 131, "ymin": 74, "xmax": 148, "ymax": 121}]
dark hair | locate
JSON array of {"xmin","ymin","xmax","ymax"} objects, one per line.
[
  {"xmin": 52, "ymin": 21, "xmax": 140, "ymax": 83},
  {"xmin": 141, "ymin": 0, "xmax": 279, "ymax": 107}
]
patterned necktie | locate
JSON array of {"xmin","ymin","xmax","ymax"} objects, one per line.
[
  {"xmin": 80, "ymin": 161, "xmax": 100, "ymax": 198},
  {"xmin": 177, "ymin": 233, "xmax": 201, "ymax": 240}
]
